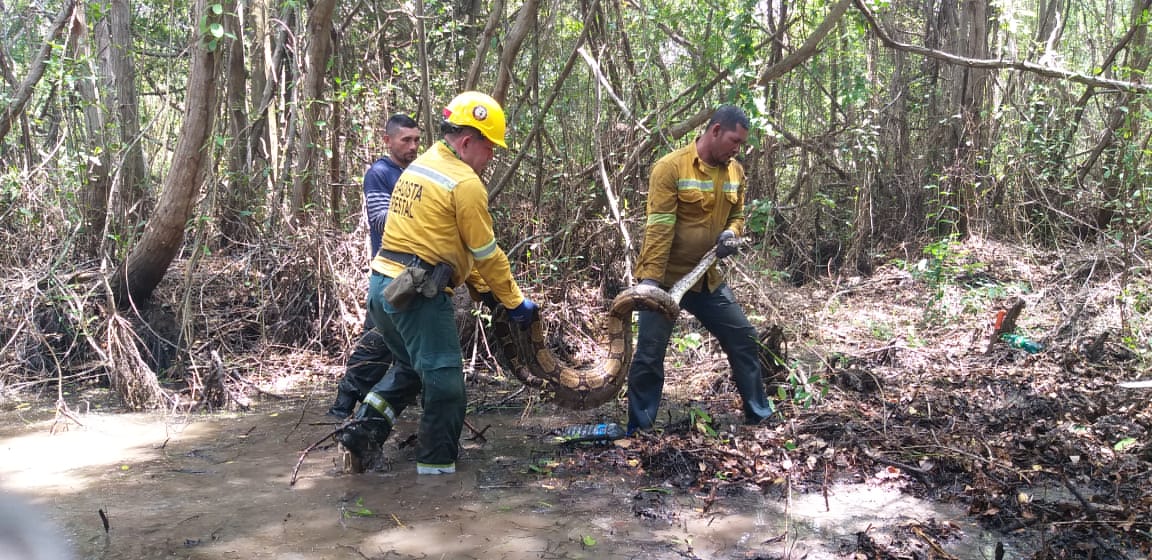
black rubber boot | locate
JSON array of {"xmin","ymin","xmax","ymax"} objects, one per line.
[
  {"xmin": 325, "ymin": 386, "xmax": 358, "ymax": 419},
  {"xmin": 335, "ymin": 403, "xmax": 393, "ymax": 473}
]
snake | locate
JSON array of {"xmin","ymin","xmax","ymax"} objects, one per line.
[{"xmin": 492, "ymin": 248, "xmax": 719, "ymax": 410}]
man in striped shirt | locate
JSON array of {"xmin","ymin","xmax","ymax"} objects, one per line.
[
  {"xmin": 326, "ymin": 113, "xmax": 421, "ymax": 419},
  {"xmin": 627, "ymin": 105, "xmax": 775, "ymax": 434}
]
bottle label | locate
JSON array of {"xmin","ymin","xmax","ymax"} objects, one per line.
[{"xmin": 552, "ymin": 423, "xmax": 625, "ymax": 444}]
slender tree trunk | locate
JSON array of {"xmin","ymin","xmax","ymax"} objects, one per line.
[
  {"xmin": 96, "ymin": 0, "xmax": 149, "ymax": 246},
  {"xmin": 72, "ymin": 4, "xmax": 114, "ymax": 257},
  {"xmin": 950, "ymin": 0, "xmax": 993, "ymax": 236},
  {"xmin": 112, "ymin": 0, "xmax": 226, "ymax": 307},
  {"xmin": 289, "ymin": 0, "xmax": 336, "ymax": 224},
  {"xmin": 463, "ymin": 0, "xmax": 502, "ymax": 90},
  {"xmin": 492, "ymin": 0, "xmax": 538, "ymax": 103},
  {"xmin": 328, "ymin": 47, "xmax": 344, "ymax": 227},
  {"xmin": 0, "ymin": 40, "xmax": 36, "ymax": 168},
  {"xmin": 247, "ymin": 0, "xmax": 279, "ymax": 219},
  {"xmin": 218, "ymin": 0, "xmax": 255, "ymax": 245},
  {"xmin": 1089, "ymin": 0, "xmax": 1152, "ymax": 231},
  {"xmin": 0, "ymin": 0, "xmax": 77, "ymax": 142},
  {"xmin": 267, "ymin": 6, "xmax": 296, "ymax": 230},
  {"xmin": 928, "ymin": 0, "xmax": 993, "ymax": 236},
  {"xmin": 415, "ymin": 0, "xmax": 434, "ymax": 143}
]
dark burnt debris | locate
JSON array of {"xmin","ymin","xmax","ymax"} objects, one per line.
[{"xmin": 520, "ymin": 241, "xmax": 1151, "ymax": 559}]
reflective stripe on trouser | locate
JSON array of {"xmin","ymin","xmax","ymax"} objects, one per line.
[
  {"xmin": 627, "ymin": 282, "xmax": 773, "ymax": 431},
  {"xmin": 362, "ymin": 392, "xmax": 399, "ymax": 425},
  {"xmin": 416, "ymin": 463, "xmax": 456, "ymax": 475},
  {"xmin": 367, "ymin": 273, "xmax": 465, "ymax": 471}
]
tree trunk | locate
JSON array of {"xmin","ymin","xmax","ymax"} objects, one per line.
[
  {"xmin": 289, "ymin": 0, "xmax": 336, "ymax": 224},
  {"xmin": 931, "ymin": 0, "xmax": 993, "ymax": 236},
  {"xmin": 463, "ymin": 0, "xmax": 502, "ymax": 91},
  {"xmin": 0, "ymin": 0, "xmax": 77, "ymax": 142},
  {"xmin": 415, "ymin": 0, "xmax": 435, "ymax": 143},
  {"xmin": 247, "ymin": 0, "xmax": 282, "ymax": 216},
  {"xmin": 218, "ymin": 0, "xmax": 256, "ymax": 245},
  {"xmin": 0, "ymin": 40, "xmax": 36, "ymax": 168},
  {"xmin": 328, "ymin": 51, "xmax": 344, "ymax": 227},
  {"xmin": 1089, "ymin": 0, "xmax": 1152, "ymax": 232},
  {"xmin": 72, "ymin": 3, "xmax": 114, "ymax": 257},
  {"xmin": 96, "ymin": 0, "xmax": 149, "ymax": 246},
  {"xmin": 111, "ymin": 0, "xmax": 226, "ymax": 307},
  {"xmin": 492, "ymin": 0, "xmax": 538, "ymax": 104}
]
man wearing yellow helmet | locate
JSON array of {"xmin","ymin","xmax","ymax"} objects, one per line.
[{"xmin": 336, "ymin": 91, "xmax": 537, "ymax": 475}]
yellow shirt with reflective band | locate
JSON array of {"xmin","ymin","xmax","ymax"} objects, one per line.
[
  {"xmin": 634, "ymin": 139, "xmax": 745, "ymax": 291},
  {"xmin": 371, "ymin": 141, "xmax": 524, "ymax": 307}
]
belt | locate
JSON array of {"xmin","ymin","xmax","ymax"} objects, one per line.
[{"xmin": 377, "ymin": 249, "xmax": 435, "ymax": 271}]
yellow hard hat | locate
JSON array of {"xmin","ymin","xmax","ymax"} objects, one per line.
[{"xmin": 443, "ymin": 91, "xmax": 507, "ymax": 148}]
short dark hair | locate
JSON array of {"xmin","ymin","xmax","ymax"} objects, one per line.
[
  {"xmin": 708, "ymin": 105, "xmax": 750, "ymax": 132},
  {"xmin": 439, "ymin": 120, "xmax": 484, "ymax": 142},
  {"xmin": 385, "ymin": 113, "xmax": 419, "ymax": 135}
]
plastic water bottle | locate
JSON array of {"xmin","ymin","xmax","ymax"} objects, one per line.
[
  {"xmin": 1001, "ymin": 333, "xmax": 1043, "ymax": 354},
  {"xmin": 550, "ymin": 423, "xmax": 627, "ymax": 444}
]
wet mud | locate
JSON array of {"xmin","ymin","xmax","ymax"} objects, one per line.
[{"xmin": 0, "ymin": 391, "xmax": 1065, "ymax": 560}]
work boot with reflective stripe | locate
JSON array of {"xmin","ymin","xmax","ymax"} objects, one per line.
[{"xmin": 335, "ymin": 393, "xmax": 396, "ymax": 473}]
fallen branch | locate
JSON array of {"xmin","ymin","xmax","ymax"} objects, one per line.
[{"xmin": 289, "ymin": 422, "xmax": 349, "ymax": 486}]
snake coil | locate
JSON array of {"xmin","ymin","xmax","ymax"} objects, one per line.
[{"xmin": 493, "ymin": 248, "xmax": 718, "ymax": 409}]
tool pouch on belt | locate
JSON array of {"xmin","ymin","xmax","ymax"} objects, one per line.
[
  {"xmin": 383, "ymin": 267, "xmax": 426, "ymax": 310},
  {"xmin": 383, "ymin": 262, "xmax": 454, "ymax": 309}
]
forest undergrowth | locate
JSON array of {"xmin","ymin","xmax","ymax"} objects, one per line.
[{"xmin": 1, "ymin": 231, "xmax": 1150, "ymax": 558}]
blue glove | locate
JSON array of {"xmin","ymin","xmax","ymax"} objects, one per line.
[
  {"xmin": 715, "ymin": 230, "xmax": 739, "ymax": 259},
  {"xmin": 639, "ymin": 279, "xmax": 660, "ymax": 288},
  {"xmin": 507, "ymin": 298, "xmax": 538, "ymax": 329}
]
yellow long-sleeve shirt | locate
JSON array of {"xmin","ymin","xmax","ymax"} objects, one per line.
[
  {"xmin": 634, "ymin": 139, "xmax": 746, "ymax": 291},
  {"xmin": 371, "ymin": 141, "xmax": 524, "ymax": 308}
]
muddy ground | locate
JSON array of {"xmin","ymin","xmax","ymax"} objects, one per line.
[{"xmin": 2, "ymin": 236, "xmax": 1151, "ymax": 559}]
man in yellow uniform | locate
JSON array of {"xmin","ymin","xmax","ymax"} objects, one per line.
[
  {"xmin": 336, "ymin": 91, "xmax": 537, "ymax": 474},
  {"xmin": 628, "ymin": 105, "xmax": 775, "ymax": 434}
]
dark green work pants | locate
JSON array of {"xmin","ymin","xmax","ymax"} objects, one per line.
[{"xmin": 363, "ymin": 272, "xmax": 465, "ymax": 473}]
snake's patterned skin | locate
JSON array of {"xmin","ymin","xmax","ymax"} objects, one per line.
[{"xmin": 493, "ymin": 248, "xmax": 718, "ymax": 409}]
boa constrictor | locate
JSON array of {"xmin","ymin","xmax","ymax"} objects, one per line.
[{"xmin": 492, "ymin": 248, "xmax": 719, "ymax": 410}]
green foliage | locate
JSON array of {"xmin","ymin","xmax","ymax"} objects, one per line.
[
  {"xmin": 199, "ymin": 2, "xmax": 234, "ymax": 51},
  {"xmin": 671, "ymin": 332, "xmax": 703, "ymax": 354},
  {"xmin": 526, "ymin": 458, "xmax": 558, "ymax": 476},
  {"xmin": 333, "ymin": 75, "xmax": 365, "ymax": 102},
  {"xmin": 900, "ymin": 236, "xmax": 979, "ymax": 288},
  {"xmin": 744, "ymin": 198, "xmax": 775, "ymax": 235},
  {"xmin": 342, "ymin": 497, "xmax": 374, "ymax": 518},
  {"xmin": 864, "ymin": 319, "xmax": 894, "ymax": 341},
  {"xmin": 775, "ymin": 367, "xmax": 828, "ymax": 410},
  {"xmin": 688, "ymin": 406, "xmax": 717, "ymax": 437}
]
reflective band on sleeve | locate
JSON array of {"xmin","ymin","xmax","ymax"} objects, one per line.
[
  {"xmin": 471, "ymin": 238, "xmax": 498, "ymax": 260},
  {"xmin": 363, "ymin": 393, "xmax": 397, "ymax": 424},
  {"xmin": 647, "ymin": 213, "xmax": 676, "ymax": 226}
]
